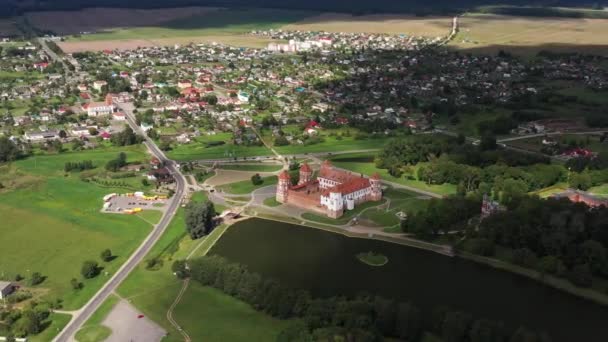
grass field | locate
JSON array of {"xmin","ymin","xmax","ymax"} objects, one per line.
[
  {"xmin": 589, "ymin": 184, "xmax": 608, "ymax": 198},
  {"xmin": 283, "ymin": 13, "xmax": 452, "ymax": 36},
  {"xmin": 29, "ymin": 313, "xmax": 72, "ymax": 342},
  {"xmin": 451, "ymin": 13, "xmax": 608, "ymax": 55},
  {"xmin": 173, "ymin": 284, "xmax": 293, "ymax": 342},
  {"xmin": 166, "ymin": 133, "xmax": 273, "ymax": 161},
  {"xmin": 215, "ymin": 163, "xmax": 283, "ymax": 172},
  {"xmin": 218, "ymin": 175, "xmax": 277, "ymax": 194},
  {"xmin": 0, "ymin": 145, "xmax": 154, "ymax": 310},
  {"xmin": 274, "ymin": 137, "xmax": 387, "ymax": 155}
]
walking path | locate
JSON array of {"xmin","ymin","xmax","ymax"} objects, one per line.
[{"xmin": 166, "ymin": 279, "xmax": 191, "ymax": 342}]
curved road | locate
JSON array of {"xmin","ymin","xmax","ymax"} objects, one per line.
[{"xmin": 53, "ymin": 103, "xmax": 187, "ymax": 342}]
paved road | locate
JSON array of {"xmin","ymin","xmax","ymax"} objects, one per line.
[{"xmin": 53, "ymin": 103, "xmax": 187, "ymax": 342}]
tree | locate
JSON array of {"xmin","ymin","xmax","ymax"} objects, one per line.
[
  {"xmin": 70, "ymin": 278, "xmax": 83, "ymax": 290},
  {"xmin": 29, "ymin": 272, "xmax": 44, "ymax": 286},
  {"xmin": 0, "ymin": 136, "xmax": 20, "ymax": 162},
  {"xmin": 185, "ymin": 201, "xmax": 216, "ymax": 239},
  {"xmin": 142, "ymin": 178, "xmax": 149, "ymax": 186},
  {"xmin": 81, "ymin": 260, "xmax": 100, "ymax": 279},
  {"xmin": 479, "ymin": 134, "xmax": 497, "ymax": 151},
  {"xmin": 100, "ymin": 249, "xmax": 113, "ymax": 262},
  {"xmin": 251, "ymin": 173, "xmax": 263, "ymax": 185},
  {"xmin": 14, "ymin": 310, "xmax": 42, "ymax": 336},
  {"xmin": 395, "ymin": 302, "xmax": 422, "ymax": 341},
  {"xmin": 172, "ymin": 260, "xmax": 189, "ymax": 279}
]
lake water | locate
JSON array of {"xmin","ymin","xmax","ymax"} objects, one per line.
[{"xmin": 210, "ymin": 218, "xmax": 608, "ymax": 342}]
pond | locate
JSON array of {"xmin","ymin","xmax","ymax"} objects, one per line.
[{"xmin": 209, "ymin": 218, "xmax": 608, "ymax": 342}]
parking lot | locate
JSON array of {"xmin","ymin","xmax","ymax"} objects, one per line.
[{"xmin": 102, "ymin": 195, "xmax": 167, "ymax": 214}]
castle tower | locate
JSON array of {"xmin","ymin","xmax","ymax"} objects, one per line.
[
  {"xmin": 370, "ymin": 173, "xmax": 382, "ymax": 201},
  {"xmin": 298, "ymin": 163, "xmax": 313, "ymax": 185},
  {"xmin": 326, "ymin": 191, "xmax": 344, "ymax": 218},
  {"xmin": 321, "ymin": 159, "xmax": 332, "ymax": 172},
  {"xmin": 276, "ymin": 170, "xmax": 291, "ymax": 203}
]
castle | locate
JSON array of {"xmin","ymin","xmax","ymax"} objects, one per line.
[{"xmin": 276, "ymin": 160, "xmax": 382, "ymax": 218}]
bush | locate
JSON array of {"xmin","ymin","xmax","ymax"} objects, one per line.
[
  {"xmin": 70, "ymin": 278, "xmax": 83, "ymax": 290},
  {"xmin": 251, "ymin": 173, "xmax": 263, "ymax": 185},
  {"xmin": 100, "ymin": 249, "xmax": 113, "ymax": 262},
  {"xmin": 29, "ymin": 272, "xmax": 44, "ymax": 286}
]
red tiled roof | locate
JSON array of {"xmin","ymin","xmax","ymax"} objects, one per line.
[
  {"xmin": 300, "ymin": 163, "xmax": 312, "ymax": 173},
  {"xmin": 323, "ymin": 177, "xmax": 370, "ymax": 196},
  {"xmin": 279, "ymin": 170, "xmax": 291, "ymax": 180}
]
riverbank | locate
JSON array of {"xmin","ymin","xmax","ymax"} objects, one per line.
[
  {"xmin": 458, "ymin": 251, "xmax": 608, "ymax": 307},
  {"xmin": 245, "ymin": 212, "xmax": 608, "ymax": 308},
  {"xmin": 250, "ymin": 211, "xmax": 454, "ymax": 257}
]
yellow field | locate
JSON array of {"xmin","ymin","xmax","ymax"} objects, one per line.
[
  {"xmin": 283, "ymin": 13, "xmax": 452, "ymax": 37},
  {"xmin": 452, "ymin": 13, "xmax": 608, "ymax": 55}
]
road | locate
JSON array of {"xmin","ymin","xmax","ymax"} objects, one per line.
[
  {"xmin": 37, "ymin": 38, "xmax": 69, "ymax": 74},
  {"xmin": 53, "ymin": 102, "xmax": 187, "ymax": 342}
]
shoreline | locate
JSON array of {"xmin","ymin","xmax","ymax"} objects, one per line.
[{"xmin": 229, "ymin": 214, "xmax": 608, "ymax": 308}]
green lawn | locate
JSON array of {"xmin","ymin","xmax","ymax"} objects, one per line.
[
  {"xmin": 173, "ymin": 284, "xmax": 293, "ymax": 342},
  {"xmin": 263, "ymin": 197, "xmax": 282, "ymax": 207},
  {"xmin": 218, "ymin": 176, "xmax": 277, "ymax": 195},
  {"xmin": 215, "ymin": 163, "xmax": 283, "ymax": 172},
  {"xmin": 0, "ymin": 146, "xmax": 153, "ymax": 310},
  {"xmin": 137, "ymin": 209, "xmax": 163, "ymax": 225},
  {"xmin": 589, "ymin": 184, "xmax": 608, "ymax": 198},
  {"xmin": 69, "ymin": 9, "xmax": 314, "ymax": 42},
  {"xmin": 273, "ymin": 136, "xmax": 388, "ymax": 155},
  {"xmin": 167, "ymin": 142, "xmax": 273, "ymax": 161}
]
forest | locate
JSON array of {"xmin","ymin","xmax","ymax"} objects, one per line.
[
  {"xmin": 469, "ymin": 197, "xmax": 608, "ymax": 288},
  {"xmin": 176, "ymin": 255, "xmax": 553, "ymax": 342}
]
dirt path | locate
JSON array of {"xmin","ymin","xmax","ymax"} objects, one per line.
[{"xmin": 166, "ymin": 279, "xmax": 191, "ymax": 342}]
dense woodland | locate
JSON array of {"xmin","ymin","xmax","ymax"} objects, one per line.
[
  {"xmin": 468, "ymin": 197, "xmax": 608, "ymax": 288},
  {"xmin": 176, "ymin": 255, "xmax": 552, "ymax": 342}
]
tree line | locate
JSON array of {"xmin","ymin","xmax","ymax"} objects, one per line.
[
  {"xmin": 175, "ymin": 255, "xmax": 552, "ymax": 342},
  {"xmin": 64, "ymin": 160, "xmax": 94, "ymax": 172},
  {"xmin": 377, "ymin": 135, "xmax": 562, "ymax": 203}
]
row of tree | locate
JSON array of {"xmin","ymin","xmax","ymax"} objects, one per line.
[
  {"xmin": 64, "ymin": 160, "xmax": 94, "ymax": 172},
  {"xmin": 177, "ymin": 255, "xmax": 552, "ymax": 342}
]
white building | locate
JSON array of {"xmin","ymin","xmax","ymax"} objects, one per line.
[{"xmin": 86, "ymin": 102, "xmax": 114, "ymax": 117}]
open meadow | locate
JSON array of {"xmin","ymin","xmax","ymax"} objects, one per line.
[
  {"xmin": 0, "ymin": 145, "xmax": 156, "ymax": 310},
  {"xmin": 451, "ymin": 13, "xmax": 608, "ymax": 55}
]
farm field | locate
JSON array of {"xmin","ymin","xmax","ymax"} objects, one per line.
[
  {"xmin": 282, "ymin": 13, "xmax": 452, "ymax": 36},
  {"xmin": 55, "ymin": 8, "xmax": 314, "ymax": 52},
  {"xmin": 0, "ymin": 145, "xmax": 154, "ymax": 310},
  {"xmin": 451, "ymin": 13, "xmax": 608, "ymax": 55}
]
